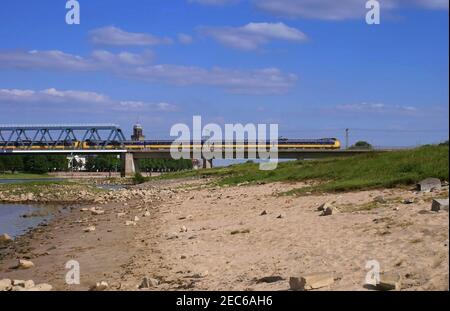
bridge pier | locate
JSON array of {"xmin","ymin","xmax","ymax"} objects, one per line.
[
  {"xmin": 121, "ymin": 153, "xmax": 139, "ymax": 177},
  {"xmin": 202, "ymin": 158, "xmax": 213, "ymax": 169}
]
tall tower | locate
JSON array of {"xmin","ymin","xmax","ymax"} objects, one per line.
[{"xmin": 131, "ymin": 124, "xmax": 145, "ymax": 141}]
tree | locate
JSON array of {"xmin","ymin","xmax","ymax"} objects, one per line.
[
  {"xmin": 2, "ymin": 156, "xmax": 24, "ymax": 173},
  {"xmin": 23, "ymin": 155, "xmax": 49, "ymax": 174},
  {"xmin": 350, "ymin": 141, "xmax": 373, "ymax": 150},
  {"xmin": 85, "ymin": 154, "xmax": 121, "ymax": 172}
]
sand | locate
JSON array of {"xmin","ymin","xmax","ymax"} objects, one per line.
[{"xmin": 0, "ymin": 178, "xmax": 448, "ymax": 291}]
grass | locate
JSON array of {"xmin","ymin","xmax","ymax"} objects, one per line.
[
  {"xmin": 0, "ymin": 172, "xmax": 50, "ymax": 179},
  {"xmin": 157, "ymin": 145, "xmax": 449, "ymax": 194}
]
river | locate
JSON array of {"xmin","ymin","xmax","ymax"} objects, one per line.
[{"xmin": 0, "ymin": 204, "xmax": 55, "ymax": 238}]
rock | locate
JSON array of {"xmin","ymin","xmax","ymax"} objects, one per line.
[
  {"xmin": 417, "ymin": 178, "xmax": 442, "ymax": 192},
  {"xmin": 166, "ymin": 232, "xmax": 178, "ymax": 240},
  {"xmin": 17, "ymin": 259, "xmax": 34, "ymax": 270},
  {"xmin": 90, "ymin": 281, "xmax": 109, "ymax": 291},
  {"xmin": 403, "ymin": 198, "xmax": 415, "ymax": 204},
  {"xmin": 84, "ymin": 226, "xmax": 96, "ymax": 232},
  {"xmin": 125, "ymin": 221, "xmax": 136, "ymax": 226},
  {"xmin": 374, "ymin": 272, "xmax": 402, "ymax": 291},
  {"xmin": 117, "ymin": 212, "xmax": 126, "ymax": 217},
  {"xmin": 91, "ymin": 208, "xmax": 105, "ymax": 216},
  {"xmin": 0, "ymin": 233, "xmax": 12, "ymax": 245},
  {"xmin": 374, "ymin": 196, "xmax": 387, "ymax": 204},
  {"xmin": 134, "ymin": 216, "xmax": 140, "ymax": 222},
  {"xmin": 321, "ymin": 205, "xmax": 338, "ymax": 216},
  {"xmin": 260, "ymin": 210, "xmax": 267, "ymax": 216},
  {"xmin": 289, "ymin": 273, "xmax": 335, "ymax": 291},
  {"xmin": 192, "ymin": 271, "xmax": 209, "ymax": 278},
  {"xmin": 317, "ymin": 202, "xmax": 333, "ymax": 212},
  {"xmin": 257, "ymin": 276, "xmax": 284, "ymax": 284},
  {"xmin": 143, "ymin": 211, "xmax": 151, "ymax": 217},
  {"xmin": 24, "ymin": 280, "xmax": 35, "ymax": 289},
  {"xmin": 27, "ymin": 283, "xmax": 53, "ymax": 291},
  {"xmin": 180, "ymin": 225, "xmax": 188, "ymax": 233},
  {"xmin": 0, "ymin": 279, "xmax": 12, "ymax": 291},
  {"xmin": 431, "ymin": 198, "xmax": 449, "ymax": 212},
  {"xmin": 231, "ymin": 229, "xmax": 250, "ymax": 235},
  {"xmin": 139, "ymin": 277, "xmax": 159, "ymax": 289},
  {"xmin": 13, "ymin": 279, "xmax": 35, "ymax": 289},
  {"xmin": 12, "ymin": 280, "xmax": 26, "ymax": 287}
]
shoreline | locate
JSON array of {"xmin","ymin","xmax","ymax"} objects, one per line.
[{"xmin": 0, "ymin": 178, "xmax": 448, "ymax": 291}]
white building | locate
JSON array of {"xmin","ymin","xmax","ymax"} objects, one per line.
[{"xmin": 67, "ymin": 155, "xmax": 87, "ymax": 171}]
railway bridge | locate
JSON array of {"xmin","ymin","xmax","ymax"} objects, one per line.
[{"xmin": 1, "ymin": 124, "xmax": 383, "ymax": 177}]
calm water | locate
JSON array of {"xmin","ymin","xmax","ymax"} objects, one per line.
[
  {"xmin": 0, "ymin": 178, "xmax": 64, "ymax": 185},
  {"xmin": 0, "ymin": 204, "xmax": 54, "ymax": 238}
]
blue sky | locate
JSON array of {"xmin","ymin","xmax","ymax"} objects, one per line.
[{"xmin": 0, "ymin": 0, "xmax": 448, "ymax": 146}]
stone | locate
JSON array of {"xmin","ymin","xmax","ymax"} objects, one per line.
[
  {"xmin": 143, "ymin": 211, "xmax": 151, "ymax": 217},
  {"xmin": 90, "ymin": 281, "xmax": 109, "ymax": 291},
  {"xmin": 321, "ymin": 205, "xmax": 338, "ymax": 216},
  {"xmin": 84, "ymin": 226, "xmax": 96, "ymax": 232},
  {"xmin": 13, "ymin": 279, "xmax": 34, "ymax": 289},
  {"xmin": 166, "ymin": 232, "xmax": 178, "ymax": 240},
  {"xmin": 192, "ymin": 271, "xmax": 209, "ymax": 278},
  {"xmin": 257, "ymin": 276, "xmax": 284, "ymax": 284},
  {"xmin": 374, "ymin": 196, "xmax": 387, "ymax": 204},
  {"xmin": 134, "ymin": 216, "xmax": 140, "ymax": 222},
  {"xmin": 27, "ymin": 283, "xmax": 53, "ymax": 291},
  {"xmin": 417, "ymin": 178, "xmax": 442, "ymax": 192},
  {"xmin": 139, "ymin": 277, "xmax": 159, "ymax": 289},
  {"xmin": 24, "ymin": 280, "xmax": 35, "ymax": 289},
  {"xmin": 125, "ymin": 221, "xmax": 137, "ymax": 226},
  {"xmin": 431, "ymin": 198, "xmax": 449, "ymax": 212},
  {"xmin": 317, "ymin": 202, "xmax": 333, "ymax": 212},
  {"xmin": 17, "ymin": 259, "xmax": 34, "ymax": 269},
  {"xmin": 0, "ymin": 279, "xmax": 12, "ymax": 291},
  {"xmin": 289, "ymin": 273, "xmax": 335, "ymax": 291},
  {"xmin": 91, "ymin": 209, "xmax": 105, "ymax": 216},
  {"xmin": 0, "ymin": 233, "xmax": 12, "ymax": 245},
  {"xmin": 12, "ymin": 280, "xmax": 26, "ymax": 287},
  {"xmin": 403, "ymin": 198, "xmax": 415, "ymax": 204},
  {"xmin": 375, "ymin": 272, "xmax": 402, "ymax": 291},
  {"xmin": 260, "ymin": 210, "xmax": 267, "ymax": 216},
  {"xmin": 117, "ymin": 212, "xmax": 126, "ymax": 217},
  {"xmin": 180, "ymin": 226, "xmax": 188, "ymax": 233}
]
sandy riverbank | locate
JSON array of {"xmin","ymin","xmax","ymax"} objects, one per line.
[{"xmin": 0, "ymin": 178, "xmax": 448, "ymax": 291}]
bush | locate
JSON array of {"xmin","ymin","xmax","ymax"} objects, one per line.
[
  {"xmin": 350, "ymin": 141, "xmax": 373, "ymax": 150},
  {"xmin": 132, "ymin": 172, "xmax": 146, "ymax": 185}
]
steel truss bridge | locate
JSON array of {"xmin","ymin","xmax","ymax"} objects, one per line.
[{"xmin": 0, "ymin": 124, "xmax": 126, "ymax": 149}]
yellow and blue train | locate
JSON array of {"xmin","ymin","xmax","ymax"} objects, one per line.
[{"xmin": 0, "ymin": 138, "xmax": 341, "ymax": 150}]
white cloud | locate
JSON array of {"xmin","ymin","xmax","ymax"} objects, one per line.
[
  {"xmin": 335, "ymin": 102, "xmax": 419, "ymax": 113},
  {"xmin": 0, "ymin": 50, "xmax": 298, "ymax": 95},
  {"xmin": 200, "ymin": 22, "xmax": 307, "ymax": 50},
  {"xmin": 254, "ymin": 0, "xmax": 448, "ymax": 20},
  {"xmin": 129, "ymin": 65, "xmax": 298, "ymax": 94},
  {"xmin": 178, "ymin": 33, "xmax": 194, "ymax": 44},
  {"xmin": 0, "ymin": 88, "xmax": 179, "ymax": 113},
  {"xmin": 89, "ymin": 26, "xmax": 173, "ymax": 46}
]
